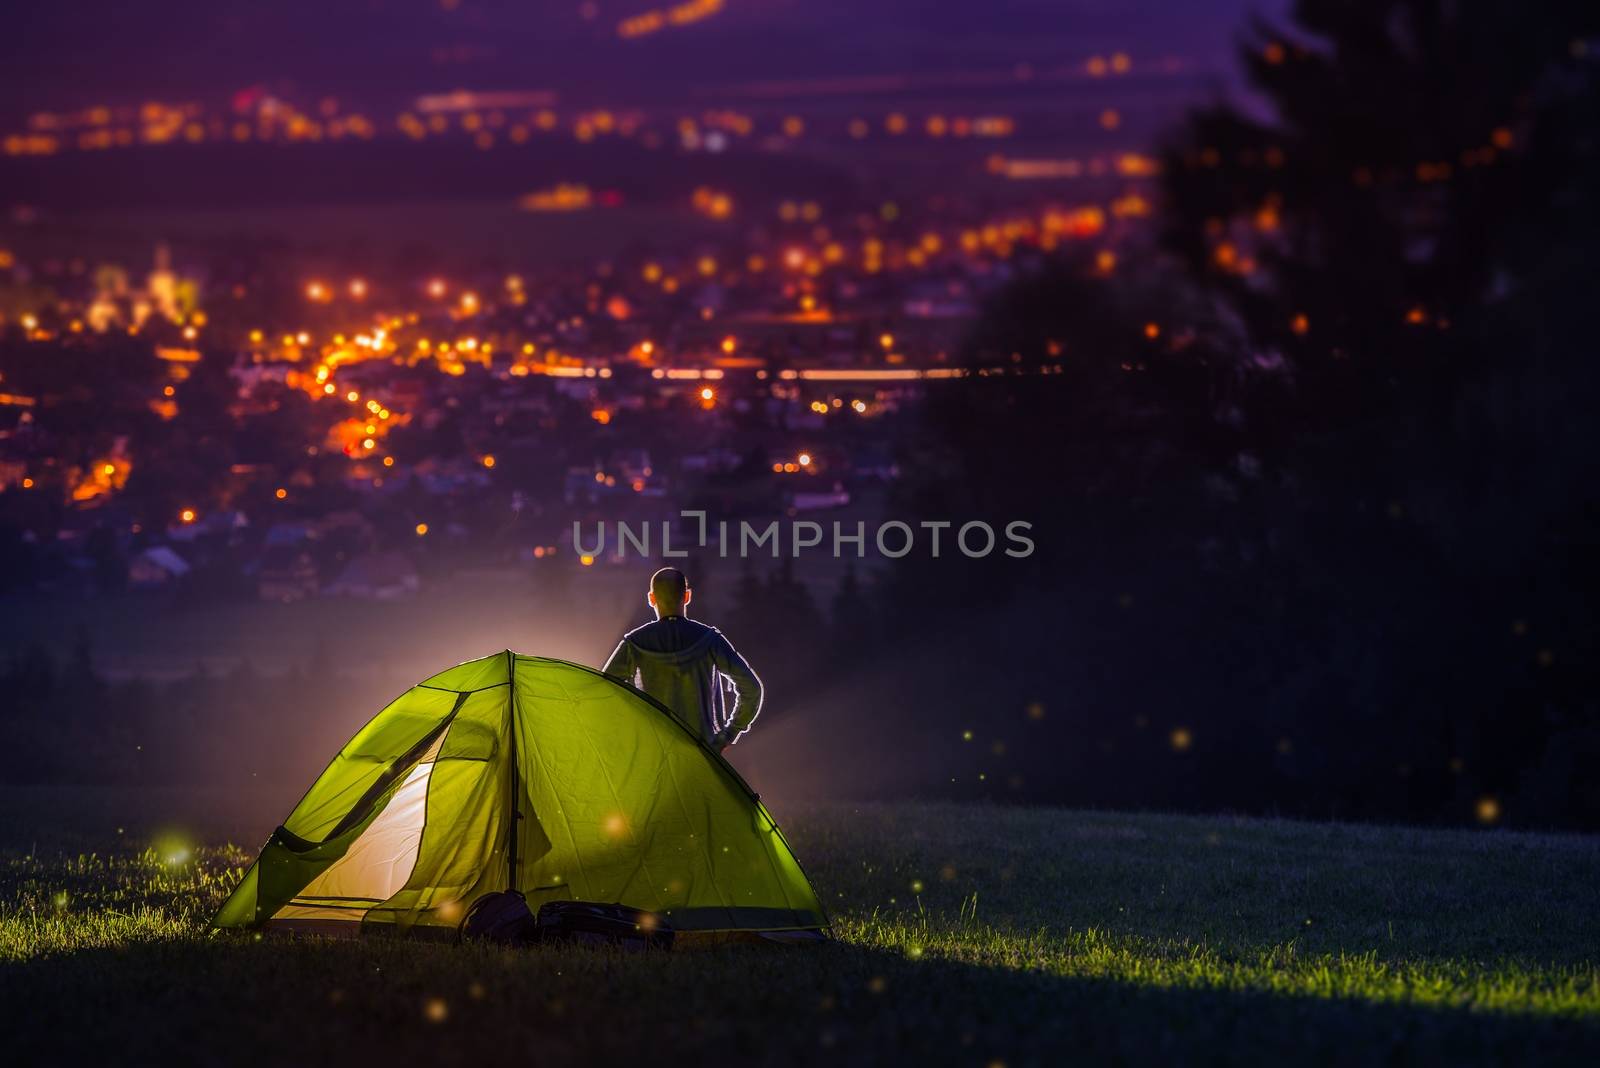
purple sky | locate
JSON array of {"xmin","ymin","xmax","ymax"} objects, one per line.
[{"xmin": 2, "ymin": 0, "xmax": 1284, "ymax": 118}]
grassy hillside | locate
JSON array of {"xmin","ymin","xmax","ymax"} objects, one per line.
[{"xmin": 3, "ymin": 797, "xmax": 1598, "ymax": 1066}]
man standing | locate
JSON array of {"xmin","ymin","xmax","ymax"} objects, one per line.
[{"xmin": 602, "ymin": 567, "xmax": 763, "ymax": 752}]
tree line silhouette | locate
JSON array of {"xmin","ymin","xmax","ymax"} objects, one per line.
[{"xmin": 716, "ymin": 0, "xmax": 1600, "ymax": 827}]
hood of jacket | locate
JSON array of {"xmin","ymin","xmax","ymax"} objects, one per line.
[{"xmin": 623, "ymin": 617, "xmax": 720, "ymax": 666}]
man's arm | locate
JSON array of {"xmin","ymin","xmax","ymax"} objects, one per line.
[
  {"xmin": 602, "ymin": 639, "xmax": 636, "ymax": 686},
  {"xmin": 709, "ymin": 632, "xmax": 763, "ymax": 746}
]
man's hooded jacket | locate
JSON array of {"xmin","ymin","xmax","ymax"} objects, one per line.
[{"xmin": 602, "ymin": 616, "xmax": 763, "ymax": 744}]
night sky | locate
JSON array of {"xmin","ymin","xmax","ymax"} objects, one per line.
[{"xmin": 2, "ymin": 1, "xmax": 1277, "ymax": 118}]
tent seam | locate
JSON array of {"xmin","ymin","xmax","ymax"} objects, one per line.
[
  {"xmin": 416, "ymin": 682, "xmax": 509, "ymax": 694},
  {"xmin": 514, "ymin": 658, "xmax": 599, "ymax": 899}
]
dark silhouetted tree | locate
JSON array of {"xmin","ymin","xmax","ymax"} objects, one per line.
[{"xmin": 828, "ymin": 563, "xmax": 878, "ymax": 668}]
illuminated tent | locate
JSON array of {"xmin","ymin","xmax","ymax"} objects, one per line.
[{"xmin": 213, "ymin": 652, "xmax": 826, "ymax": 942}]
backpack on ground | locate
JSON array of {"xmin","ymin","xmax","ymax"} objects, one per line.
[
  {"xmin": 535, "ymin": 900, "xmax": 675, "ymax": 950},
  {"xmin": 459, "ymin": 889, "xmax": 536, "ymax": 943}
]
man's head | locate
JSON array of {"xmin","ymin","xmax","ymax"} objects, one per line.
[{"xmin": 647, "ymin": 567, "xmax": 691, "ymax": 618}]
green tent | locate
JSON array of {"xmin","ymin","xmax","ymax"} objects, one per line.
[{"xmin": 213, "ymin": 651, "xmax": 826, "ymax": 942}]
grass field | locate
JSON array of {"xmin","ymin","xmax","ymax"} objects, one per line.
[{"xmin": 3, "ymin": 796, "xmax": 1598, "ymax": 1066}]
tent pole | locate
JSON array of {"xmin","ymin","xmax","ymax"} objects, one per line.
[{"xmin": 506, "ymin": 650, "xmax": 520, "ymax": 893}]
